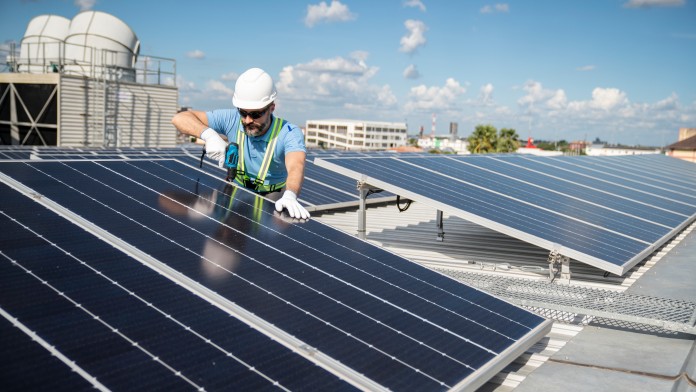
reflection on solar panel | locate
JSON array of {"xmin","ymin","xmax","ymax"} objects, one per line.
[
  {"xmin": 0, "ymin": 146, "xmax": 397, "ymax": 212},
  {"xmin": 1, "ymin": 159, "xmax": 551, "ymax": 391},
  {"xmin": 315, "ymin": 154, "xmax": 696, "ymax": 276}
]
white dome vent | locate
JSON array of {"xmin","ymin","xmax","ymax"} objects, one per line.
[
  {"xmin": 63, "ymin": 11, "xmax": 140, "ymax": 81},
  {"xmin": 19, "ymin": 14, "xmax": 70, "ymax": 73}
]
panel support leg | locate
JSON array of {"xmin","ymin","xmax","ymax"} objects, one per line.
[
  {"xmin": 358, "ymin": 185, "xmax": 368, "ymax": 240},
  {"xmin": 436, "ymin": 210, "xmax": 444, "ymax": 242},
  {"xmin": 356, "ymin": 181, "xmax": 382, "ymax": 240}
]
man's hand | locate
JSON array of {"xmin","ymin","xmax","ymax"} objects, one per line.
[
  {"xmin": 275, "ymin": 190, "xmax": 310, "ymax": 220},
  {"xmin": 200, "ymin": 128, "xmax": 227, "ymax": 168}
]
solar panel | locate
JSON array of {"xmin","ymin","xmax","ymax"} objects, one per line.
[
  {"xmin": 3, "ymin": 146, "xmax": 396, "ymax": 212},
  {"xmin": 315, "ymin": 154, "xmax": 696, "ymax": 276},
  {"xmin": 1, "ymin": 158, "xmax": 551, "ymax": 391}
]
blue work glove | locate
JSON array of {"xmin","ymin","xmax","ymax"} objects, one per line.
[
  {"xmin": 275, "ymin": 190, "xmax": 310, "ymax": 220},
  {"xmin": 200, "ymin": 128, "xmax": 227, "ymax": 168}
]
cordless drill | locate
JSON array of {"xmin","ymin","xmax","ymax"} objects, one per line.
[
  {"xmin": 223, "ymin": 142, "xmax": 240, "ymax": 182},
  {"xmin": 199, "ymin": 142, "xmax": 239, "ymax": 182}
]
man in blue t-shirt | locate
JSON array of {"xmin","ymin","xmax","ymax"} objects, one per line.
[{"xmin": 171, "ymin": 67, "xmax": 310, "ymax": 219}]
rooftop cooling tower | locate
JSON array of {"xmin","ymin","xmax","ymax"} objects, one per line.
[
  {"xmin": 63, "ymin": 10, "xmax": 140, "ymax": 81},
  {"xmin": 18, "ymin": 14, "xmax": 70, "ymax": 73}
]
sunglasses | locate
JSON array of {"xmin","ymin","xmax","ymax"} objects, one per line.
[{"xmin": 238, "ymin": 105, "xmax": 270, "ymax": 120}]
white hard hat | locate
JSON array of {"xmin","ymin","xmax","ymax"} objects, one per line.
[{"xmin": 232, "ymin": 67, "xmax": 277, "ymax": 110}]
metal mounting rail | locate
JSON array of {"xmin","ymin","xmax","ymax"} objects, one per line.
[{"xmin": 442, "ymin": 270, "xmax": 696, "ymax": 335}]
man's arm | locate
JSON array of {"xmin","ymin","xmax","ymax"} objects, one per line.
[
  {"xmin": 284, "ymin": 151, "xmax": 306, "ymax": 195},
  {"xmin": 171, "ymin": 110, "xmax": 209, "ymax": 138},
  {"xmin": 172, "ymin": 110, "xmax": 227, "ymax": 167},
  {"xmin": 274, "ymin": 150, "xmax": 310, "ymax": 219}
]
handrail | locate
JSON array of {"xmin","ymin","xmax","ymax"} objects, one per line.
[{"xmin": 5, "ymin": 41, "xmax": 176, "ymax": 86}]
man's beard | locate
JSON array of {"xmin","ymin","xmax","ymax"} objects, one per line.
[{"xmin": 242, "ymin": 118, "xmax": 270, "ymax": 137}]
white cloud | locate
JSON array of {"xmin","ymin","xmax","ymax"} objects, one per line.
[
  {"xmin": 547, "ymin": 90, "xmax": 568, "ymax": 110},
  {"xmin": 176, "ymin": 75, "xmax": 197, "ymax": 92},
  {"xmin": 400, "ymin": 20, "xmax": 428, "ymax": 53},
  {"xmin": 350, "ymin": 50, "xmax": 369, "ymax": 69},
  {"xmin": 186, "ymin": 50, "xmax": 205, "ymax": 59},
  {"xmin": 74, "ymin": 0, "xmax": 96, "ymax": 11},
  {"xmin": 404, "ymin": 77, "xmax": 467, "ymax": 113},
  {"xmin": 481, "ymin": 3, "xmax": 510, "ymax": 13},
  {"xmin": 576, "ymin": 65, "xmax": 596, "ymax": 71},
  {"xmin": 589, "ymin": 87, "xmax": 629, "ymax": 110},
  {"xmin": 403, "ymin": 64, "xmax": 421, "ymax": 79},
  {"xmin": 479, "ymin": 83, "xmax": 494, "ymax": 104},
  {"xmin": 517, "ymin": 81, "xmax": 564, "ymax": 111},
  {"xmin": 653, "ymin": 93, "xmax": 679, "ymax": 111},
  {"xmin": 304, "ymin": 1, "xmax": 357, "ymax": 28},
  {"xmin": 275, "ymin": 55, "xmax": 397, "ymax": 112},
  {"xmin": 206, "ymin": 80, "xmax": 234, "ymax": 99},
  {"xmin": 623, "ymin": 0, "xmax": 684, "ymax": 8},
  {"xmin": 221, "ymin": 71, "xmax": 238, "ymax": 81},
  {"xmin": 403, "ymin": 0, "xmax": 426, "ymax": 12}
]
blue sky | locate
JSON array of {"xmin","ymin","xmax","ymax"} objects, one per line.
[{"xmin": 1, "ymin": 0, "xmax": 695, "ymax": 147}]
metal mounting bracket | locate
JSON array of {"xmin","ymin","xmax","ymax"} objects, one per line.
[{"xmin": 548, "ymin": 249, "xmax": 571, "ymax": 283}]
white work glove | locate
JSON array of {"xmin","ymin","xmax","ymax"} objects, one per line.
[
  {"xmin": 275, "ymin": 190, "xmax": 310, "ymax": 220},
  {"xmin": 200, "ymin": 128, "xmax": 227, "ymax": 168}
]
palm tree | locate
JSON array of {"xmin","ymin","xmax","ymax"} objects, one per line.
[
  {"xmin": 467, "ymin": 124, "xmax": 497, "ymax": 154},
  {"xmin": 496, "ymin": 128, "xmax": 521, "ymax": 153}
]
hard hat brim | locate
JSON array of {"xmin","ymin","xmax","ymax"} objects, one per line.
[{"xmin": 232, "ymin": 93, "xmax": 276, "ymax": 110}]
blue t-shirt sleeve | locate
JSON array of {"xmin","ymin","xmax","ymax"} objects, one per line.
[
  {"xmin": 282, "ymin": 123, "xmax": 306, "ymax": 153},
  {"xmin": 206, "ymin": 109, "xmax": 240, "ymax": 140}
]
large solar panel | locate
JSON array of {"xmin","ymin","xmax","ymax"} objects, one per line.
[
  {"xmin": 1, "ymin": 158, "xmax": 551, "ymax": 391},
  {"xmin": 0, "ymin": 146, "xmax": 396, "ymax": 212},
  {"xmin": 315, "ymin": 154, "xmax": 696, "ymax": 276}
]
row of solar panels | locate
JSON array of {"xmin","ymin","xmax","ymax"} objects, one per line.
[
  {"xmin": 0, "ymin": 145, "xmax": 411, "ymax": 211},
  {"xmin": 3, "ymin": 145, "xmax": 694, "ymax": 276},
  {"xmin": 315, "ymin": 153, "xmax": 696, "ymax": 276},
  {"xmin": 0, "ymin": 157, "xmax": 552, "ymax": 390}
]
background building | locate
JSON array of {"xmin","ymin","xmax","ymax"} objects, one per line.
[
  {"xmin": 665, "ymin": 127, "xmax": 696, "ymax": 162},
  {"xmin": 585, "ymin": 143, "xmax": 661, "ymax": 156},
  {"xmin": 0, "ymin": 11, "xmax": 177, "ymax": 147},
  {"xmin": 305, "ymin": 119, "xmax": 407, "ymax": 151},
  {"xmin": 417, "ymin": 136, "xmax": 469, "ymax": 154}
]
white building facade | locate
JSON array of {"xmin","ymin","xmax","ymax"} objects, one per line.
[
  {"xmin": 305, "ymin": 119, "xmax": 408, "ymax": 151},
  {"xmin": 417, "ymin": 137, "xmax": 470, "ymax": 154},
  {"xmin": 585, "ymin": 144, "xmax": 661, "ymax": 156}
]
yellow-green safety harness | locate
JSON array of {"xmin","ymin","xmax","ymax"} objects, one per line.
[{"xmin": 234, "ymin": 116, "xmax": 286, "ymax": 194}]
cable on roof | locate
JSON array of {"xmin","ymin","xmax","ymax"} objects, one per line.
[{"xmin": 396, "ymin": 195, "xmax": 411, "ymax": 212}]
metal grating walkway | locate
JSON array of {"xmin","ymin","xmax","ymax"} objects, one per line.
[{"xmin": 441, "ymin": 270, "xmax": 696, "ymax": 335}]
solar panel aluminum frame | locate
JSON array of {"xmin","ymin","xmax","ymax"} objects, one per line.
[{"xmin": 314, "ymin": 157, "xmax": 694, "ymax": 276}]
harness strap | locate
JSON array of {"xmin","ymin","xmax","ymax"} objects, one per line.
[{"xmin": 234, "ymin": 116, "xmax": 285, "ymax": 193}]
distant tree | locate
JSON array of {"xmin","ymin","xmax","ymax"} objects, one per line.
[
  {"xmin": 496, "ymin": 128, "xmax": 520, "ymax": 153},
  {"xmin": 408, "ymin": 137, "xmax": 419, "ymax": 146},
  {"xmin": 467, "ymin": 124, "xmax": 497, "ymax": 154}
]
